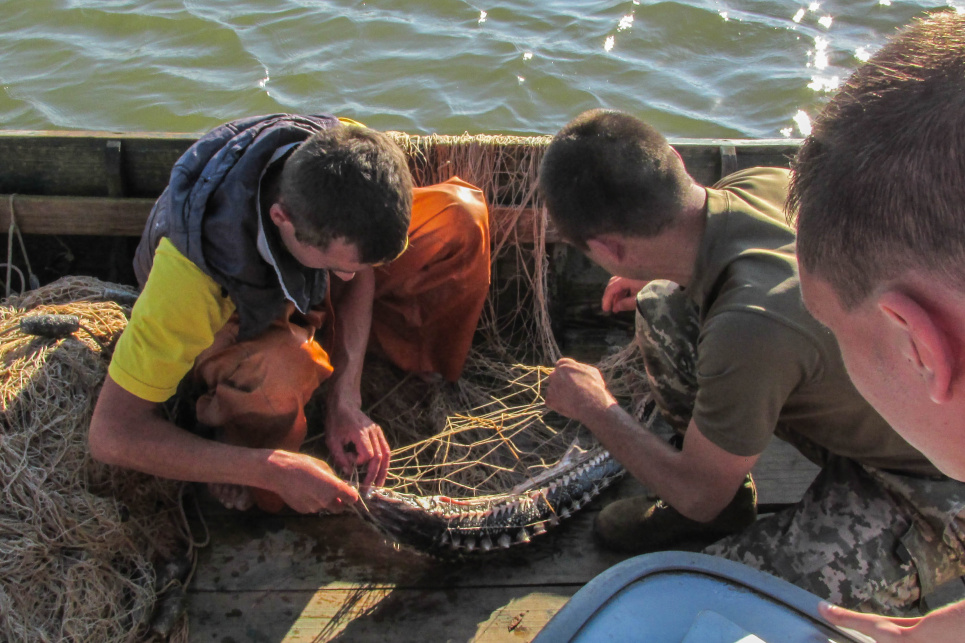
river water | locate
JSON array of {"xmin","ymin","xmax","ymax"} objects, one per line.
[{"xmin": 1, "ymin": 0, "xmax": 960, "ymax": 138}]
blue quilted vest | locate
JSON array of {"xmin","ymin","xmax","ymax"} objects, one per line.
[{"xmin": 134, "ymin": 113, "xmax": 340, "ymax": 339}]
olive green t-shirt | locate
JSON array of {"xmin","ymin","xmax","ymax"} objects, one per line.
[{"xmin": 687, "ymin": 167, "xmax": 938, "ymax": 476}]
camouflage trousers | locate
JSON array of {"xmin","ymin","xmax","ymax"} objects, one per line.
[{"xmin": 635, "ymin": 280, "xmax": 965, "ymax": 615}]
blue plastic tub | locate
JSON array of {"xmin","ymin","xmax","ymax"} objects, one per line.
[{"xmin": 533, "ymin": 551, "xmax": 870, "ymax": 643}]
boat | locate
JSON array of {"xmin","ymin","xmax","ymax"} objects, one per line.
[
  {"xmin": 0, "ymin": 129, "xmax": 820, "ymax": 642},
  {"xmin": 534, "ymin": 551, "xmax": 868, "ymax": 643}
]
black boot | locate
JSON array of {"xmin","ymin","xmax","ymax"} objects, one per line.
[{"xmin": 593, "ymin": 474, "xmax": 757, "ymax": 554}]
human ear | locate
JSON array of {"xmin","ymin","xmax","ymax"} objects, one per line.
[
  {"xmin": 268, "ymin": 202, "xmax": 291, "ymax": 228},
  {"xmin": 586, "ymin": 235, "xmax": 625, "ymax": 263},
  {"xmin": 878, "ymin": 290, "xmax": 954, "ymax": 404}
]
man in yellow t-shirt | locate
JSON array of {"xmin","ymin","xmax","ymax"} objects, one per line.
[{"xmin": 90, "ymin": 114, "xmax": 490, "ymax": 514}]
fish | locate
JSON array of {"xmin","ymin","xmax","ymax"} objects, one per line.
[{"xmin": 355, "ymin": 444, "xmax": 625, "ymax": 555}]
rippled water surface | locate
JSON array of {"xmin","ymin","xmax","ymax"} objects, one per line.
[{"xmin": 1, "ymin": 0, "xmax": 960, "ymax": 137}]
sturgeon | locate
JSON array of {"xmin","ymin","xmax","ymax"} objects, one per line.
[{"xmin": 356, "ymin": 444, "xmax": 625, "ymax": 555}]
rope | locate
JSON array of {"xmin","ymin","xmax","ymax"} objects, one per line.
[
  {"xmin": 5, "ymin": 194, "xmax": 38, "ymax": 298},
  {"xmin": 6, "ymin": 195, "xmax": 15, "ymax": 299}
]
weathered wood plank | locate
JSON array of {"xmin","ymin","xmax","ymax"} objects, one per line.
[
  {"xmin": 0, "ymin": 130, "xmax": 194, "ymax": 198},
  {"xmin": 184, "ymin": 433, "xmax": 816, "ymax": 642},
  {"xmin": 186, "ymin": 490, "xmax": 630, "ymax": 642},
  {"xmin": 0, "ymin": 196, "xmax": 549, "ymax": 242},
  {"xmin": 752, "ymin": 438, "xmax": 820, "ymax": 507},
  {"xmin": 188, "ymin": 586, "xmax": 573, "ymax": 643},
  {"xmin": 187, "ymin": 435, "xmax": 815, "ymax": 593},
  {"xmin": 0, "ymin": 194, "xmax": 154, "ymax": 236},
  {"xmin": 0, "ymin": 130, "xmax": 800, "ymax": 200},
  {"xmin": 189, "ymin": 497, "xmax": 629, "ymax": 594},
  {"xmin": 0, "ymin": 132, "xmax": 799, "ymax": 246}
]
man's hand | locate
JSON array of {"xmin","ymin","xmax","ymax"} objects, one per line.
[
  {"xmin": 324, "ymin": 266, "xmax": 387, "ymax": 488},
  {"xmin": 265, "ymin": 450, "xmax": 360, "ymax": 513},
  {"xmin": 545, "ymin": 357, "xmax": 619, "ymax": 426},
  {"xmin": 820, "ymin": 599, "xmax": 965, "ymax": 642},
  {"xmin": 325, "ymin": 403, "xmax": 390, "ymax": 489},
  {"xmin": 602, "ymin": 276, "xmax": 649, "ymax": 314}
]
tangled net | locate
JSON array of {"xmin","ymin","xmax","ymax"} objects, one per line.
[
  {"xmin": 0, "ymin": 276, "xmax": 194, "ymax": 643},
  {"xmin": 0, "ymin": 134, "xmax": 654, "ymax": 637},
  {"xmin": 324, "ymin": 134, "xmax": 653, "ymax": 547}
]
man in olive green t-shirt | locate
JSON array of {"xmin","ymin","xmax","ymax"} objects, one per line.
[{"xmin": 538, "ymin": 109, "xmax": 965, "ymax": 616}]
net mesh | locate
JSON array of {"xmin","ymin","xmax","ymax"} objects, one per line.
[
  {"xmin": 0, "ymin": 134, "xmax": 651, "ymax": 638},
  {"xmin": 0, "ymin": 276, "xmax": 195, "ymax": 642},
  {"xmin": 303, "ymin": 134, "xmax": 650, "ymax": 502}
]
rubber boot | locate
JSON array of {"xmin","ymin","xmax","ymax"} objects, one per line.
[{"xmin": 594, "ymin": 474, "xmax": 757, "ymax": 554}]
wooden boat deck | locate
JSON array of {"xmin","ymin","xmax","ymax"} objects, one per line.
[
  {"xmin": 185, "ymin": 439, "xmax": 820, "ymax": 642},
  {"xmin": 0, "ymin": 130, "xmax": 814, "ymax": 642}
]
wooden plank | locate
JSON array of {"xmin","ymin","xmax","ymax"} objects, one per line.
[
  {"xmin": 186, "ymin": 491, "xmax": 631, "ymax": 642},
  {"xmin": 188, "ymin": 586, "xmax": 573, "ymax": 642},
  {"xmin": 0, "ymin": 196, "xmax": 550, "ymax": 243},
  {"xmin": 751, "ymin": 438, "xmax": 820, "ymax": 507},
  {"xmin": 0, "ymin": 130, "xmax": 800, "ymax": 200},
  {"xmin": 187, "ymin": 440, "xmax": 817, "ymax": 595},
  {"xmin": 0, "ymin": 130, "xmax": 194, "ymax": 197},
  {"xmin": 669, "ymin": 138, "xmax": 800, "ymax": 186},
  {"xmin": 184, "ymin": 432, "xmax": 817, "ymax": 642},
  {"xmin": 189, "ymin": 499, "xmax": 629, "ymax": 594},
  {"xmin": 0, "ymin": 132, "xmax": 799, "ymax": 245},
  {"xmin": 0, "ymin": 194, "xmax": 154, "ymax": 236}
]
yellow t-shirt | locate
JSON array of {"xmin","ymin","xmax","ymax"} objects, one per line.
[{"xmin": 109, "ymin": 238, "xmax": 236, "ymax": 403}]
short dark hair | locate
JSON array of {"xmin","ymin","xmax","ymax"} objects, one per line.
[
  {"xmin": 280, "ymin": 124, "xmax": 412, "ymax": 264},
  {"xmin": 538, "ymin": 109, "xmax": 692, "ymax": 247},
  {"xmin": 790, "ymin": 11, "xmax": 965, "ymax": 308}
]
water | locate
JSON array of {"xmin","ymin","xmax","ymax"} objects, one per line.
[{"xmin": 0, "ymin": 0, "xmax": 960, "ymax": 138}]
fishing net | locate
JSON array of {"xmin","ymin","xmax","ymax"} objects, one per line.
[
  {"xmin": 0, "ymin": 276, "xmax": 195, "ymax": 643},
  {"xmin": 311, "ymin": 134, "xmax": 652, "ymax": 553},
  {"xmin": 389, "ymin": 133, "xmax": 561, "ymax": 363},
  {"xmin": 356, "ymin": 134, "xmax": 569, "ymax": 497},
  {"xmin": 0, "ymin": 134, "xmax": 651, "ymax": 637}
]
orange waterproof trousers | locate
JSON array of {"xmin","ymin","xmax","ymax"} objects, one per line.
[
  {"xmin": 371, "ymin": 176, "xmax": 491, "ymax": 382},
  {"xmin": 191, "ymin": 177, "xmax": 490, "ymax": 510}
]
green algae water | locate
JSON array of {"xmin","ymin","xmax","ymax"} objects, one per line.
[{"xmin": 1, "ymin": 0, "xmax": 960, "ymax": 138}]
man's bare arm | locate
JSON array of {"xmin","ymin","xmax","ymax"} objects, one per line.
[
  {"xmin": 820, "ymin": 598, "xmax": 965, "ymax": 643},
  {"xmin": 324, "ymin": 268, "xmax": 390, "ymax": 488},
  {"xmin": 89, "ymin": 376, "xmax": 359, "ymax": 513},
  {"xmin": 545, "ymin": 357, "xmax": 758, "ymax": 521}
]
